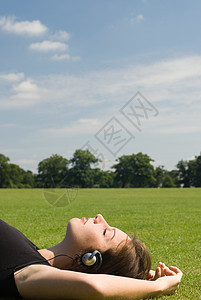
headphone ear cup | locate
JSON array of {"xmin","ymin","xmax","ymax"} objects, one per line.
[
  {"xmin": 82, "ymin": 252, "xmax": 97, "ymax": 266},
  {"xmin": 81, "ymin": 250, "xmax": 102, "ymax": 270}
]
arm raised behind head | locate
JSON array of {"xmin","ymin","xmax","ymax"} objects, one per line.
[{"xmin": 14, "ymin": 264, "xmax": 182, "ymax": 300}]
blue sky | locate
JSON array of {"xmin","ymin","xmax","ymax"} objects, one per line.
[{"xmin": 0, "ymin": 0, "xmax": 201, "ymax": 173}]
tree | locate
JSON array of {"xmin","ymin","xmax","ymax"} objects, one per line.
[
  {"xmin": 93, "ymin": 169, "xmax": 114, "ymax": 188},
  {"xmin": 69, "ymin": 150, "xmax": 99, "ymax": 187},
  {"xmin": 7, "ymin": 163, "xmax": 25, "ymax": 188},
  {"xmin": 176, "ymin": 160, "xmax": 190, "ymax": 187},
  {"xmin": 162, "ymin": 174, "xmax": 176, "ymax": 188},
  {"xmin": 0, "ymin": 154, "xmax": 35, "ymax": 188},
  {"xmin": 188, "ymin": 154, "xmax": 201, "ymax": 187},
  {"xmin": 154, "ymin": 166, "xmax": 179, "ymax": 188},
  {"xmin": 37, "ymin": 154, "xmax": 69, "ymax": 188},
  {"xmin": 0, "ymin": 154, "xmax": 10, "ymax": 187},
  {"xmin": 167, "ymin": 170, "xmax": 180, "ymax": 187},
  {"xmin": 194, "ymin": 154, "xmax": 201, "ymax": 187},
  {"xmin": 22, "ymin": 170, "xmax": 35, "ymax": 188},
  {"xmin": 154, "ymin": 166, "xmax": 166, "ymax": 187},
  {"xmin": 112, "ymin": 152, "xmax": 156, "ymax": 188}
]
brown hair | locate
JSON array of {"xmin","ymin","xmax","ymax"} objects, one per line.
[{"xmin": 70, "ymin": 236, "xmax": 151, "ymax": 280}]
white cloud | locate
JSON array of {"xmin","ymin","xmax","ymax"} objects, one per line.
[
  {"xmin": 0, "ymin": 98, "xmax": 33, "ymax": 109},
  {"xmin": 51, "ymin": 54, "xmax": 81, "ymax": 61},
  {"xmin": 1, "ymin": 55, "xmax": 201, "ymax": 126},
  {"xmin": 13, "ymin": 80, "xmax": 41, "ymax": 99},
  {"xmin": 0, "ymin": 16, "xmax": 77, "ymax": 62},
  {"xmin": 71, "ymin": 56, "xmax": 81, "ymax": 62},
  {"xmin": 16, "ymin": 159, "xmax": 37, "ymax": 165},
  {"xmin": 30, "ymin": 54, "xmax": 201, "ymax": 147},
  {"xmin": 41, "ymin": 118, "xmax": 100, "ymax": 137},
  {"xmin": 0, "ymin": 72, "xmax": 24, "ymax": 82},
  {"xmin": 135, "ymin": 56, "xmax": 201, "ymax": 87},
  {"xmin": 130, "ymin": 14, "xmax": 144, "ymax": 24},
  {"xmin": 136, "ymin": 14, "xmax": 144, "ymax": 21},
  {"xmin": 51, "ymin": 30, "xmax": 70, "ymax": 41},
  {"xmin": 11, "ymin": 159, "xmax": 38, "ymax": 172},
  {"xmin": 187, "ymin": 155, "xmax": 196, "ymax": 161},
  {"xmin": 0, "ymin": 80, "xmax": 47, "ymax": 109},
  {"xmin": 1, "ymin": 54, "xmax": 201, "ymax": 171},
  {"xmin": 29, "ymin": 40, "xmax": 68, "ymax": 52},
  {"xmin": 46, "ymin": 55, "xmax": 201, "ymax": 107},
  {"xmin": 154, "ymin": 125, "xmax": 201, "ymax": 135},
  {"xmin": 52, "ymin": 53, "xmax": 71, "ymax": 61},
  {"xmin": 0, "ymin": 123, "xmax": 16, "ymax": 128},
  {"xmin": 0, "ymin": 16, "xmax": 47, "ymax": 36}
]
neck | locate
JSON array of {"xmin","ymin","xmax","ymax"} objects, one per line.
[{"xmin": 38, "ymin": 239, "xmax": 74, "ymax": 270}]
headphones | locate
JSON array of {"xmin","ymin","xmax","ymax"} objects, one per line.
[
  {"xmin": 81, "ymin": 250, "xmax": 102, "ymax": 271},
  {"xmin": 6, "ymin": 251, "xmax": 103, "ymax": 274}
]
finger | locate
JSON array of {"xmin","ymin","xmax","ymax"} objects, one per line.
[
  {"xmin": 169, "ymin": 266, "xmax": 183, "ymax": 275},
  {"xmin": 169, "ymin": 267, "xmax": 183, "ymax": 283},
  {"xmin": 164, "ymin": 266, "xmax": 176, "ymax": 276},
  {"xmin": 158, "ymin": 262, "xmax": 166, "ymax": 276},
  {"xmin": 154, "ymin": 267, "xmax": 161, "ymax": 280},
  {"xmin": 148, "ymin": 270, "xmax": 155, "ymax": 280},
  {"xmin": 158, "ymin": 262, "xmax": 165, "ymax": 268}
]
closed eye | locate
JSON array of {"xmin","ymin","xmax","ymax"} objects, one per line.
[{"xmin": 103, "ymin": 228, "xmax": 116, "ymax": 239}]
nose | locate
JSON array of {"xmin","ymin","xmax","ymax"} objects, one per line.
[{"xmin": 94, "ymin": 214, "xmax": 110, "ymax": 227}]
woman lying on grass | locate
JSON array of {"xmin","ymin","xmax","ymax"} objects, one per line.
[{"xmin": 0, "ymin": 214, "xmax": 182, "ymax": 299}]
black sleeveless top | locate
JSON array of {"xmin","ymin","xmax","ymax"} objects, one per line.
[{"xmin": 0, "ymin": 219, "xmax": 51, "ymax": 298}]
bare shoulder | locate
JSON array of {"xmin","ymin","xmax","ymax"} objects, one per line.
[{"xmin": 14, "ymin": 264, "xmax": 102, "ymax": 299}]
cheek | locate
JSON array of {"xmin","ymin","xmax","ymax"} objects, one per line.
[
  {"xmin": 67, "ymin": 221, "xmax": 106, "ymax": 250},
  {"xmin": 85, "ymin": 230, "xmax": 98, "ymax": 241},
  {"xmin": 81, "ymin": 230, "xmax": 104, "ymax": 250}
]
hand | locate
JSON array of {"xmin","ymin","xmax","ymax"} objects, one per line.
[
  {"xmin": 148, "ymin": 262, "xmax": 176, "ymax": 280},
  {"xmin": 155, "ymin": 266, "xmax": 183, "ymax": 297},
  {"xmin": 155, "ymin": 262, "xmax": 176, "ymax": 279}
]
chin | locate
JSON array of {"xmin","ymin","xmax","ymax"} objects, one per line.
[
  {"xmin": 66, "ymin": 217, "xmax": 81, "ymax": 237},
  {"xmin": 67, "ymin": 217, "xmax": 80, "ymax": 227},
  {"xmin": 70, "ymin": 217, "xmax": 80, "ymax": 221},
  {"xmin": 67, "ymin": 218, "xmax": 82, "ymax": 229}
]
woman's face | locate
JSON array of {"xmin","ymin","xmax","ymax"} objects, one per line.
[{"xmin": 66, "ymin": 214, "xmax": 130, "ymax": 253}]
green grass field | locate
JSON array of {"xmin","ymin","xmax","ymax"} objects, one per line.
[{"xmin": 0, "ymin": 188, "xmax": 200, "ymax": 299}]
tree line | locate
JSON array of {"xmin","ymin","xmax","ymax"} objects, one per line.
[{"xmin": 0, "ymin": 150, "xmax": 201, "ymax": 188}]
